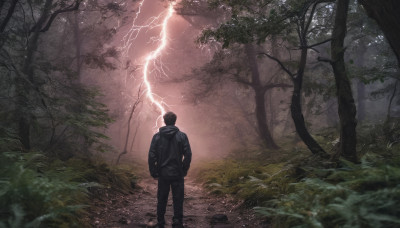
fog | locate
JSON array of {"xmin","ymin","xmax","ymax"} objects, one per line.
[
  {"xmin": 89, "ymin": 0, "xmax": 231, "ymax": 163},
  {"xmin": 80, "ymin": 0, "xmax": 398, "ymax": 165}
]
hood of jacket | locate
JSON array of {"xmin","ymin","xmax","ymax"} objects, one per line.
[{"xmin": 159, "ymin": 125, "xmax": 179, "ymax": 139}]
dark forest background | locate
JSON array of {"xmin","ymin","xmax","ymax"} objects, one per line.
[{"xmin": 1, "ymin": 0, "xmax": 400, "ymax": 227}]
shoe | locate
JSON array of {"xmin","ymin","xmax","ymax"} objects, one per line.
[{"xmin": 172, "ymin": 219, "xmax": 183, "ymax": 228}]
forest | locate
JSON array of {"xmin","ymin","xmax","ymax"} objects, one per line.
[{"xmin": 0, "ymin": 0, "xmax": 400, "ymax": 227}]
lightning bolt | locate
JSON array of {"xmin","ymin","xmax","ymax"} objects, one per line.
[
  {"xmin": 120, "ymin": 1, "xmax": 175, "ymax": 127},
  {"xmin": 143, "ymin": 3, "xmax": 174, "ymax": 117}
]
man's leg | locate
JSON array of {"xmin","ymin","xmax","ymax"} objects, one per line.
[
  {"xmin": 171, "ymin": 178, "xmax": 184, "ymax": 227},
  {"xmin": 157, "ymin": 178, "xmax": 170, "ymax": 226}
]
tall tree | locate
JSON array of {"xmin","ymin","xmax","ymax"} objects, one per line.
[
  {"xmin": 329, "ymin": 0, "xmax": 358, "ymax": 162},
  {"xmin": 0, "ymin": 0, "xmax": 122, "ymax": 156},
  {"xmin": 245, "ymin": 43, "xmax": 281, "ymax": 149},
  {"xmin": 198, "ymin": 0, "xmax": 335, "ymax": 157},
  {"xmin": 178, "ymin": 0, "xmax": 288, "ymax": 148},
  {"xmin": 18, "ymin": 0, "xmax": 54, "ymax": 149},
  {"xmin": 183, "ymin": 44, "xmax": 290, "ymax": 148}
]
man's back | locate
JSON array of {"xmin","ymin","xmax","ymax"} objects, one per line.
[
  {"xmin": 148, "ymin": 125, "xmax": 191, "ymax": 179},
  {"xmin": 148, "ymin": 111, "xmax": 192, "ymax": 228}
]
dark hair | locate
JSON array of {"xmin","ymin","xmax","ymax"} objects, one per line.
[{"xmin": 163, "ymin": 111, "xmax": 177, "ymax": 126}]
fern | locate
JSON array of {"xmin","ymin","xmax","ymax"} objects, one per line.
[
  {"xmin": 256, "ymin": 162, "xmax": 400, "ymax": 228},
  {"xmin": 196, "ymin": 139, "xmax": 400, "ymax": 228},
  {"xmin": 0, "ymin": 151, "xmax": 90, "ymax": 227}
]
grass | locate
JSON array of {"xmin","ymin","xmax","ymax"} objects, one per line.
[
  {"xmin": 194, "ymin": 120, "xmax": 400, "ymax": 228},
  {"xmin": 0, "ymin": 149, "xmax": 138, "ymax": 227}
]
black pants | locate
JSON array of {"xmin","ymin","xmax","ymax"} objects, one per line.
[{"xmin": 157, "ymin": 177, "xmax": 184, "ymax": 226}]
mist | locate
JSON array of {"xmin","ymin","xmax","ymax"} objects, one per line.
[
  {"xmin": 84, "ymin": 0, "xmax": 234, "ymax": 163},
  {"xmin": 75, "ymin": 0, "xmax": 399, "ymax": 165},
  {"xmin": 2, "ymin": 0, "xmax": 400, "ymax": 226}
]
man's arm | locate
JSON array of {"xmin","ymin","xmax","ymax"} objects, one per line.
[
  {"xmin": 148, "ymin": 134, "xmax": 159, "ymax": 178},
  {"xmin": 182, "ymin": 134, "xmax": 192, "ymax": 176}
]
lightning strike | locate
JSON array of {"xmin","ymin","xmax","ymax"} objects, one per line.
[
  {"xmin": 120, "ymin": 1, "xmax": 175, "ymax": 127},
  {"xmin": 142, "ymin": 3, "xmax": 174, "ymax": 117}
]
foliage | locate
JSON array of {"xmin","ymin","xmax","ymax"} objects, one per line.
[
  {"xmin": 194, "ymin": 146, "xmax": 305, "ymax": 206},
  {"xmin": 41, "ymin": 84, "xmax": 114, "ymax": 158},
  {"xmin": 196, "ymin": 121, "xmax": 400, "ymax": 227},
  {"xmin": 0, "ymin": 1, "xmax": 138, "ymax": 226},
  {"xmin": 357, "ymin": 118, "xmax": 400, "ymax": 159},
  {"xmin": 0, "ymin": 151, "xmax": 88, "ymax": 227},
  {"xmin": 0, "ymin": 0, "xmax": 123, "ymax": 156},
  {"xmin": 255, "ymin": 159, "xmax": 400, "ymax": 228},
  {"xmin": 198, "ymin": 0, "xmax": 333, "ymax": 47},
  {"xmin": 0, "ymin": 129, "xmax": 137, "ymax": 227}
]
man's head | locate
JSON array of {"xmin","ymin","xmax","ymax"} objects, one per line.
[{"xmin": 163, "ymin": 111, "xmax": 177, "ymax": 126}]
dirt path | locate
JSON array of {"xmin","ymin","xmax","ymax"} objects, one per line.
[{"xmin": 89, "ymin": 178, "xmax": 268, "ymax": 227}]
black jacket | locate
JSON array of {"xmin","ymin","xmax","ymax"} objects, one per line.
[{"xmin": 148, "ymin": 125, "xmax": 192, "ymax": 179}]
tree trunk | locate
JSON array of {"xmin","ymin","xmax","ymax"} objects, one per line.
[
  {"xmin": 245, "ymin": 43, "xmax": 279, "ymax": 149},
  {"xmin": 116, "ymin": 87, "xmax": 142, "ymax": 164},
  {"xmin": 291, "ymin": 80, "xmax": 327, "ymax": 156},
  {"xmin": 17, "ymin": 0, "xmax": 52, "ymax": 149},
  {"xmin": 359, "ymin": 0, "xmax": 400, "ymax": 67},
  {"xmin": 291, "ymin": 42, "xmax": 328, "ymax": 157},
  {"xmin": 331, "ymin": 0, "xmax": 358, "ymax": 162},
  {"xmin": 255, "ymin": 89, "xmax": 279, "ymax": 149}
]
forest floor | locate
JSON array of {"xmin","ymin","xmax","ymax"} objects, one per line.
[{"xmin": 88, "ymin": 177, "xmax": 269, "ymax": 228}]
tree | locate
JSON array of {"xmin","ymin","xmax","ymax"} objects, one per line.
[
  {"xmin": 328, "ymin": 0, "xmax": 358, "ymax": 162},
  {"xmin": 0, "ymin": 0, "xmax": 124, "ymax": 157},
  {"xmin": 178, "ymin": 0, "xmax": 290, "ymax": 148},
  {"xmin": 116, "ymin": 85, "xmax": 143, "ymax": 165},
  {"xmin": 186, "ymin": 43, "xmax": 293, "ymax": 148},
  {"xmin": 198, "ymin": 0, "xmax": 336, "ymax": 157},
  {"xmin": 245, "ymin": 43, "xmax": 286, "ymax": 149}
]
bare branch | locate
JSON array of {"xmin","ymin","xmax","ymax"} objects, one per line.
[
  {"xmin": 128, "ymin": 118, "xmax": 140, "ymax": 153},
  {"xmin": 30, "ymin": 0, "xmax": 82, "ymax": 33},
  {"xmin": 259, "ymin": 52, "xmax": 295, "ymax": 78},
  {"xmin": 116, "ymin": 83, "xmax": 144, "ymax": 165},
  {"xmin": 290, "ymin": 38, "xmax": 332, "ymax": 53},
  {"xmin": 307, "ymin": 38, "xmax": 332, "ymax": 49}
]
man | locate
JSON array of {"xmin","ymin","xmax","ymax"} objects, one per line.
[{"xmin": 148, "ymin": 111, "xmax": 192, "ymax": 228}]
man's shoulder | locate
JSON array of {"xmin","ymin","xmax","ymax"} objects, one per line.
[
  {"xmin": 152, "ymin": 132, "xmax": 161, "ymax": 139},
  {"xmin": 176, "ymin": 130, "xmax": 188, "ymax": 139}
]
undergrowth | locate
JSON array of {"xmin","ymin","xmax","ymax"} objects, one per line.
[
  {"xmin": 0, "ymin": 129, "xmax": 137, "ymax": 227},
  {"xmin": 195, "ymin": 120, "xmax": 400, "ymax": 228}
]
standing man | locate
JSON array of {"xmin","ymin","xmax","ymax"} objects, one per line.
[{"xmin": 148, "ymin": 111, "xmax": 192, "ymax": 228}]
